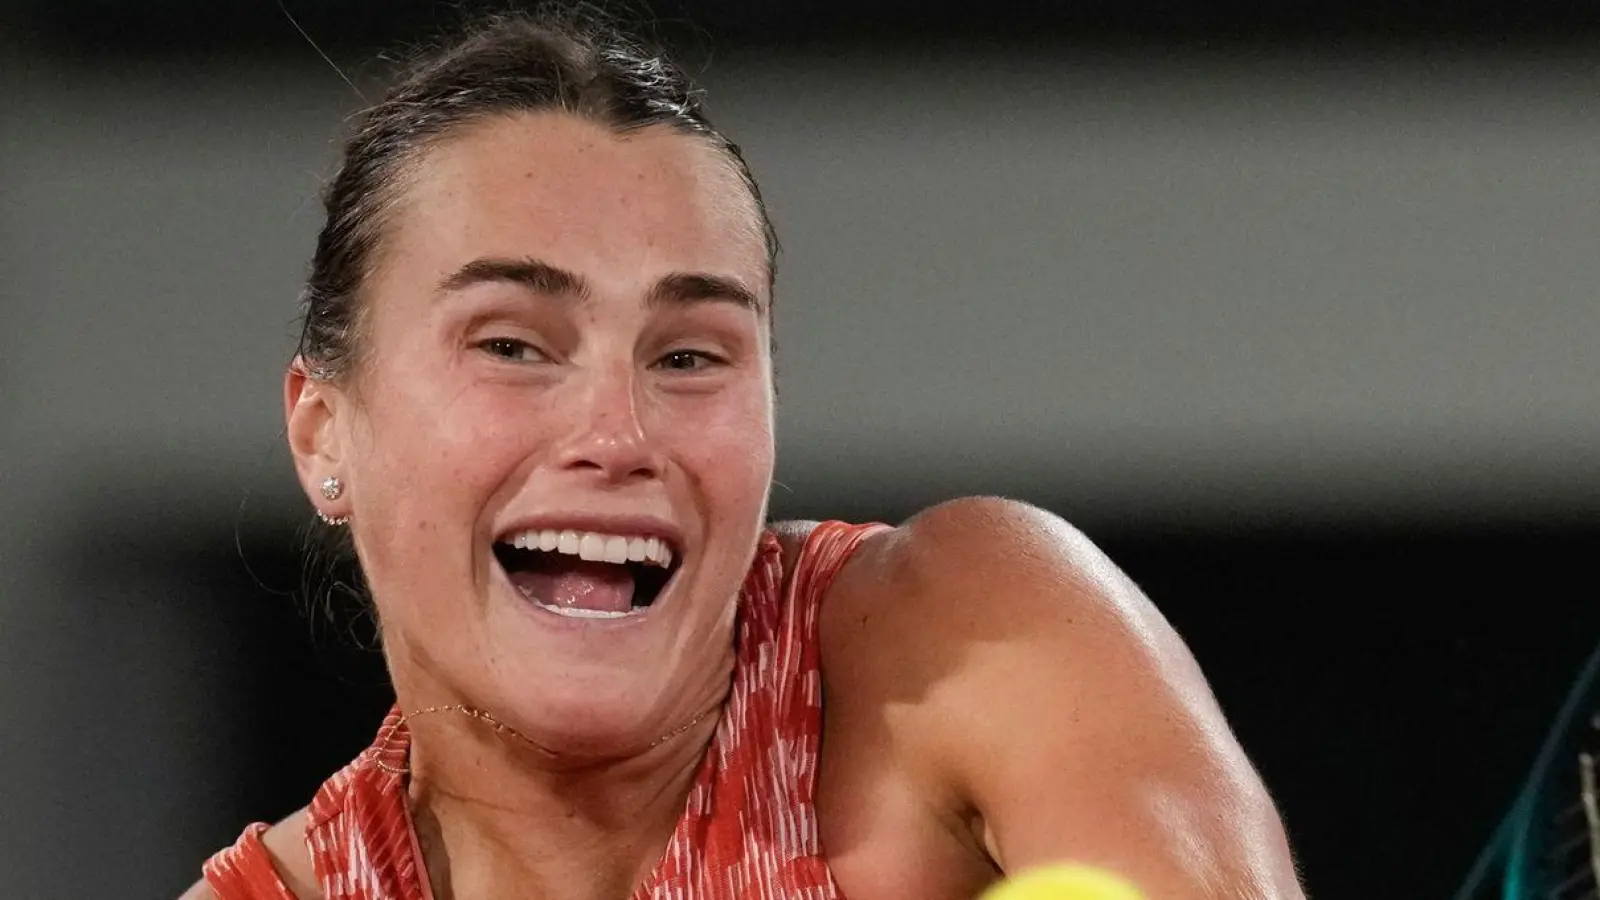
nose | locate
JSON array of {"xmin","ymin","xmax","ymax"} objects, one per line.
[{"xmin": 554, "ymin": 364, "xmax": 663, "ymax": 483}]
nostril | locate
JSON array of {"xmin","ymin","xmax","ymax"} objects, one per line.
[{"xmin": 558, "ymin": 429, "xmax": 661, "ymax": 480}]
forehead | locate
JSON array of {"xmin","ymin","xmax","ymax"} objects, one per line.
[{"xmin": 382, "ymin": 113, "xmax": 768, "ymax": 301}]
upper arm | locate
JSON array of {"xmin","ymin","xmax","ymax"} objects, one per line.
[
  {"xmin": 178, "ymin": 879, "xmax": 219, "ymax": 900},
  {"xmin": 181, "ymin": 807, "xmax": 318, "ymax": 900},
  {"xmin": 838, "ymin": 497, "xmax": 1303, "ymax": 900}
]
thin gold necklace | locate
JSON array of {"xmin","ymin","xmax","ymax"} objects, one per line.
[{"xmin": 372, "ymin": 703, "xmax": 718, "ymax": 775}]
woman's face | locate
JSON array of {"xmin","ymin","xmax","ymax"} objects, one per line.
[{"xmin": 290, "ymin": 113, "xmax": 775, "ymax": 755}]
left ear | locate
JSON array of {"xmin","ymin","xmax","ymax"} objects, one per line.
[{"xmin": 284, "ymin": 357, "xmax": 352, "ymax": 520}]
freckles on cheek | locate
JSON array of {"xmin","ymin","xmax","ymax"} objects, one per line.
[
  {"xmin": 680, "ymin": 407, "xmax": 774, "ymax": 487},
  {"xmin": 409, "ymin": 390, "xmax": 520, "ymax": 479}
]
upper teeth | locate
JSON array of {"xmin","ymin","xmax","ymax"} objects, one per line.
[{"xmin": 503, "ymin": 529, "xmax": 674, "ymax": 568}]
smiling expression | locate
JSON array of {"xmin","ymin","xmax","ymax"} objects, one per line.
[{"xmin": 298, "ymin": 112, "xmax": 776, "ymax": 755}]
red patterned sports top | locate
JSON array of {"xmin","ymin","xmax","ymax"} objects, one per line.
[{"xmin": 203, "ymin": 521, "xmax": 887, "ymax": 900}]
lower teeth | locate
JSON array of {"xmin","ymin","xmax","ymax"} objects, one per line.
[
  {"xmin": 509, "ymin": 581, "xmax": 643, "ymax": 619},
  {"xmin": 533, "ymin": 600, "xmax": 638, "ymax": 619}
]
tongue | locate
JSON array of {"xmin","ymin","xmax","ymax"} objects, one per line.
[{"xmin": 510, "ymin": 559, "xmax": 636, "ymax": 613}]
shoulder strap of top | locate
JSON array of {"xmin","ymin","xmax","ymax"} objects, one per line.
[
  {"xmin": 203, "ymin": 823, "xmax": 300, "ymax": 900},
  {"xmin": 789, "ymin": 520, "xmax": 891, "ymax": 609},
  {"xmin": 304, "ymin": 710, "xmax": 430, "ymax": 900},
  {"xmin": 773, "ymin": 519, "xmax": 891, "ymax": 719},
  {"xmin": 207, "ymin": 526, "xmax": 882, "ymax": 900}
]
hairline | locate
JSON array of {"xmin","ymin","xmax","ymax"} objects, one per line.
[{"xmin": 322, "ymin": 109, "xmax": 774, "ymax": 388}]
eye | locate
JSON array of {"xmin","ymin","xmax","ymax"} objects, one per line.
[
  {"xmin": 477, "ymin": 337, "xmax": 549, "ymax": 363},
  {"xmin": 655, "ymin": 349, "xmax": 724, "ymax": 372}
]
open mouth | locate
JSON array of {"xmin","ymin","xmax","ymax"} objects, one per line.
[{"xmin": 493, "ymin": 528, "xmax": 680, "ymax": 620}]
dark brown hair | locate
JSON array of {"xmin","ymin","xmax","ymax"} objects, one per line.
[{"xmin": 295, "ymin": 7, "xmax": 778, "ymax": 381}]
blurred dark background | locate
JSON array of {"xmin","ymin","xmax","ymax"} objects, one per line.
[{"xmin": 4, "ymin": 1, "xmax": 1600, "ymax": 897}]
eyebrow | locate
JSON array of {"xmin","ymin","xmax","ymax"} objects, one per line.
[
  {"xmin": 646, "ymin": 272, "xmax": 763, "ymax": 313},
  {"xmin": 438, "ymin": 257, "xmax": 590, "ymax": 299},
  {"xmin": 437, "ymin": 256, "xmax": 764, "ymax": 313}
]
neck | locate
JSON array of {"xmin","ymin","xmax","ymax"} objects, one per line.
[{"xmin": 404, "ymin": 711, "xmax": 719, "ymax": 900}]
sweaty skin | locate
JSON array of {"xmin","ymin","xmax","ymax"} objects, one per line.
[
  {"xmin": 182, "ymin": 112, "xmax": 1302, "ymax": 900},
  {"xmin": 186, "ymin": 503, "xmax": 1304, "ymax": 900}
]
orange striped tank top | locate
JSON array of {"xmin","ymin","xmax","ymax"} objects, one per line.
[{"xmin": 203, "ymin": 521, "xmax": 886, "ymax": 900}]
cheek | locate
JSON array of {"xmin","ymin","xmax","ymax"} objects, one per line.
[
  {"xmin": 348, "ymin": 385, "xmax": 549, "ymax": 643},
  {"xmin": 361, "ymin": 362, "xmax": 544, "ymax": 477},
  {"xmin": 347, "ymin": 377, "xmax": 536, "ymax": 564},
  {"xmin": 663, "ymin": 390, "xmax": 775, "ymax": 512}
]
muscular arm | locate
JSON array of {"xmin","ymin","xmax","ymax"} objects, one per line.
[{"xmin": 827, "ymin": 498, "xmax": 1303, "ymax": 899}]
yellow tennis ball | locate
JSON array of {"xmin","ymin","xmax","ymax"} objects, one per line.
[{"xmin": 979, "ymin": 865, "xmax": 1147, "ymax": 900}]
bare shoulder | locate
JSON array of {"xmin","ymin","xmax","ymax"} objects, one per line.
[
  {"xmin": 821, "ymin": 496, "xmax": 1125, "ymax": 666},
  {"xmin": 176, "ymin": 807, "xmax": 320, "ymax": 900},
  {"xmin": 820, "ymin": 496, "xmax": 1142, "ymax": 720},
  {"xmin": 258, "ymin": 807, "xmax": 320, "ymax": 897},
  {"xmin": 825, "ymin": 494, "xmax": 1221, "ymax": 691},
  {"xmin": 177, "ymin": 879, "xmax": 219, "ymax": 900},
  {"xmin": 821, "ymin": 496, "xmax": 1304, "ymax": 899}
]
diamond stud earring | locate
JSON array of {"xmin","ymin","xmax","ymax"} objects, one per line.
[{"xmin": 318, "ymin": 477, "xmax": 348, "ymax": 525}]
